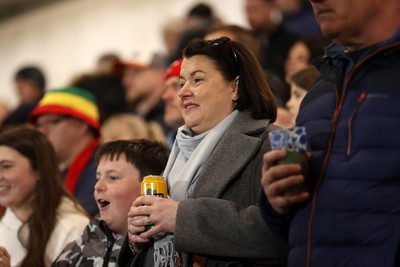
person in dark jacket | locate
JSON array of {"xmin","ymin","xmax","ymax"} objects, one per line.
[
  {"xmin": 259, "ymin": 0, "xmax": 400, "ymax": 266},
  {"xmin": 2, "ymin": 65, "xmax": 46, "ymax": 127},
  {"xmin": 51, "ymin": 139, "xmax": 169, "ymax": 267}
]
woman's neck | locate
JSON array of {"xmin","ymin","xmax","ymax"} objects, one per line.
[{"xmin": 11, "ymin": 203, "xmax": 33, "ymax": 222}]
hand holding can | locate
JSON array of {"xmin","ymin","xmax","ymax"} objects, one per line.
[{"xmin": 141, "ymin": 175, "xmax": 167, "ymax": 231}]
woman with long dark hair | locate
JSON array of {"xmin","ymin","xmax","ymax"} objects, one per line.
[{"xmin": 0, "ymin": 127, "xmax": 89, "ymax": 266}]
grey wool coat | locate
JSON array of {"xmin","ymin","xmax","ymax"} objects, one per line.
[
  {"xmin": 174, "ymin": 110, "xmax": 288, "ymax": 266},
  {"xmin": 118, "ymin": 110, "xmax": 289, "ymax": 267}
]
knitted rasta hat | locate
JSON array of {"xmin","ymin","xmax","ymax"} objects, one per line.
[
  {"xmin": 29, "ymin": 87, "xmax": 100, "ymax": 133},
  {"xmin": 164, "ymin": 59, "xmax": 183, "ymax": 81}
]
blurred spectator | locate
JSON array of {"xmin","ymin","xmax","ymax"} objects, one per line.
[
  {"xmin": 72, "ymin": 73, "xmax": 128, "ymax": 124},
  {"xmin": 285, "ymin": 38, "xmax": 325, "ymax": 83},
  {"xmin": 161, "ymin": 18, "xmax": 186, "ymax": 67},
  {"xmin": 274, "ymin": 0, "xmax": 322, "ymax": 38},
  {"xmin": 162, "ymin": 59, "xmax": 185, "ymax": 149},
  {"xmin": 205, "ymin": 24, "xmax": 289, "ymax": 106},
  {"xmin": 100, "ymin": 113, "xmax": 166, "ymax": 145},
  {"xmin": 67, "ymin": 52, "xmax": 128, "ymax": 124},
  {"xmin": 274, "ymin": 106, "xmax": 293, "ymax": 128},
  {"xmin": 94, "ymin": 52, "xmax": 121, "ymax": 75},
  {"xmin": 167, "ymin": 2, "xmax": 221, "ymax": 65},
  {"xmin": 286, "ymin": 66, "xmax": 320, "ymax": 126},
  {"xmin": 29, "ymin": 87, "xmax": 101, "ymax": 217},
  {"xmin": 2, "ymin": 65, "xmax": 46, "ymax": 127},
  {"xmin": 185, "ymin": 2, "xmax": 220, "ymax": 27},
  {"xmin": 0, "ymin": 127, "xmax": 89, "ymax": 266},
  {"xmin": 119, "ymin": 59, "xmax": 173, "ymax": 136},
  {"xmin": 275, "ymin": 38, "xmax": 324, "ymax": 128},
  {"xmin": 244, "ymin": 0, "xmax": 300, "ymax": 97}
]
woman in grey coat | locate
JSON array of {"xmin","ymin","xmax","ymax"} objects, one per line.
[{"xmin": 118, "ymin": 37, "xmax": 288, "ymax": 267}]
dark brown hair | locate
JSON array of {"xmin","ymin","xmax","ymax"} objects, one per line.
[
  {"xmin": 95, "ymin": 139, "xmax": 169, "ymax": 179},
  {"xmin": 183, "ymin": 37, "xmax": 277, "ymax": 121},
  {"xmin": 0, "ymin": 126, "xmax": 86, "ymax": 267},
  {"xmin": 291, "ymin": 66, "xmax": 320, "ymax": 92}
]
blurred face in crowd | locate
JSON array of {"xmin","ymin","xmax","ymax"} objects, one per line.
[
  {"xmin": 309, "ymin": 0, "xmax": 381, "ymax": 48},
  {"xmin": 162, "ymin": 75, "xmax": 185, "ymax": 128},
  {"xmin": 179, "ymin": 55, "xmax": 238, "ymax": 135},
  {"xmin": 286, "ymin": 82, "xmax": 307, "ymax": 120},
  {"xmin": 94, "ymin": 154, "xmax": 141, "ymax": 235},
  {"xmin": 122, "ymin": 67, "xmax": 164, "ymax": 106},
  {"xmin": 15, "ymin": 79, "xmax": 42, "ymax": 104},
  {"xmin": 285, "ymin": 41, "xmax": 311, "ymax": 83},
  {"xmin": 122, "ymin": 68, "xmax": 151, "ymax": 105},
  {"xmin": 100, "ymin": 122, "xmax": 148, "ymax": 144},
  {"xmin": 36, "ymin": 114, "xmax": 88, "ymax": 163},
  {"xmin": 0, "ymin": 146, "xmax": 37, "ymax": 214},
  {"xmin": 245, "ymin": 0, "xmax": 276, "ymax": 34}
]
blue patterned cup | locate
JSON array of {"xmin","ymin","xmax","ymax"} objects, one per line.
[{"xmin": 269, "ymin": 127, "xmax": 310, "ymax": 187}]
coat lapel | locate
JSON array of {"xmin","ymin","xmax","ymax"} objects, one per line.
[{"xmin": 191, "ymin": 112, "xmax": 270, "ymax": 198}]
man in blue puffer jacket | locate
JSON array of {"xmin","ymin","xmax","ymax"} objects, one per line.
[{"xmin": 259, "ymin": 0, "xmax": 400, "ymax": 266}]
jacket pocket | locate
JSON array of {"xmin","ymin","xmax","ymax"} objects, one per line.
[{"xmin": 347, "ymin": 92, "xmax": 367, "ymax": 156}]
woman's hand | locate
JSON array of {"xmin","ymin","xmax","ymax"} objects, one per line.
[
  {"xmin": 127, "ymin": 195, "xmax": 179, "ymax": 245},
  {"xmin": 261, "ymin": 149, "xmax": 310, "ymax": 215},
  {"xmin": 0, "ymin": 246, "xmax": 11, "ymax": 267}
]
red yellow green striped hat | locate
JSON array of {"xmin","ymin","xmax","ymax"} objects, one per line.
[{"xmin": 29, "ymin": 87, "xmax": 100, "ymax": 132}]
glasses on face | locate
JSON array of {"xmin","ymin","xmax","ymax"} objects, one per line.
[
  {"xmin": 206, "ymin": 36, "xmax": 239, "ymax": 64},
  {"xmin": 35, "ymin": 115, "xmax": 70, "ymax": 129}
]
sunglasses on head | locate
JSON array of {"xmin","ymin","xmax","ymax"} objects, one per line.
[{"xmin": 206, "ymin": 36, "xmax": 238, "ymax": 64}]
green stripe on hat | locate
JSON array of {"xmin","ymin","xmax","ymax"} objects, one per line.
[{"xmin": 57, "ymin": 87, "xmax": 97, "ymax": 102}]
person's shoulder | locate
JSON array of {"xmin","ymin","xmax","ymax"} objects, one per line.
[
  {"xmin": 56, "ymin": 198, "xmax": 90, "ymax": 227},
  {"xmin": 229, "ymin": 110, "xmax": 275, "ymax": 138}
]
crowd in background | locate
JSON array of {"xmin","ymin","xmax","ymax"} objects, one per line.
[{"xmin": 0, "ymin": 0, "xmax": 327, "ymax": 133}]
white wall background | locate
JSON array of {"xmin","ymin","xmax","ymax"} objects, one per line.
[{"xmin": 0, "ymin": 0, "xmax": 249, "ymax": 107}]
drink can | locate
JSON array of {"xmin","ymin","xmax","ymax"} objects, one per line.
[{"xmin": 141, "ymin": 175, "xmax": 167, "ymax": 198}]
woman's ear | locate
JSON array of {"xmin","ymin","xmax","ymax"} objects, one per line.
[{"xmin": 231, "ymin": 76, "xmax": 239, "ymax": 101}]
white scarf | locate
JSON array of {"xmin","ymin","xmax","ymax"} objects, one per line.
[{"xmin": 153, "ymin": 110, "xmax": 239, "ymax": 266}]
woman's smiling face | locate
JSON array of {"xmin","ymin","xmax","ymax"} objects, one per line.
[
  {"xmin": 178, "ymin": 55, "xmax": 238, "ymax": 135},
  {"xmin": 0, "ymin": 146, "xmax": 37, "ymax": 212}
]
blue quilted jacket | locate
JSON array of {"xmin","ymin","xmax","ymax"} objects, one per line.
[{"xmin": 260, "ymin": 28, "xmax": 400, "ymax": 267}]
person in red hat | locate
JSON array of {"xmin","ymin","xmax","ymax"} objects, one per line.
[
  {"xmin": 162, "ymin": 58, "xmax": 184, "ymax": 149},
  {"xmin": 29, "ymin": 87, "xmax": 101, "ymax": 217}
]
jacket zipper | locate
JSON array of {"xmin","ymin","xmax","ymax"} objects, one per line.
[
  {"xmin": 347, "ymin": 92, "xmax": 367, "ymax": 156},
  {"xmin": 305, "ymin": 41, "xmax": 400, "ymax": 267}
]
